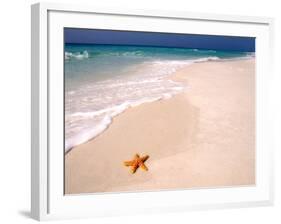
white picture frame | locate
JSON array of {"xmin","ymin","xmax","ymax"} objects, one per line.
[{"xmin": 31, "ymin": 2, "xmax": 275, "ymax": 221}]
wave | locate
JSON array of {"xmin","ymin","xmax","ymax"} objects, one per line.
[
  {"xmin": 246, "ymin": 52, "xmax": 255, "ymax": 58},
  {"xmin": 64, "ymin": 58, "xmax": 190, "ymax": 152},
  {"xmin": 213, "ymin": 54, "xmax": 255, "ymax": 62},
  {"xmin": 64, "ymin": 54, "xmax": 251, "ymax": 152},
  {"xmin": 64, "ymin": 50, "xmax": 147, "ymax": 60},
  {"xmin": 65, "ymin": 115, "xmax": 112, "ymax": 152},
  {"xmin": 65, "ymin": 51, "xmax": 89, "ymax": 60},
  {"xmin": 65, "ymin": 92, "xmax": 182, "ymax": 152},
  {"xmin": 106, "ymin": 51, "xmax": 145, "ymax": 57},
  {"xmin": 193, "ymin": 56, "xmax": 220, "ymax": 62},
  {"xmin": 64, "ymin": 50, "xmax": 223, "ymax": 61}
]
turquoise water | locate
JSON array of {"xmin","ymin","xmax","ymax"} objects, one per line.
[{"xmin": 65, "ymin": 44, "xmax": 254, "ymax": 152}]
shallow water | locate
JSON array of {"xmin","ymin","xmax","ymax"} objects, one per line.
[{"xmin": 64, "ymin": 44, "xmax": 254, "ymax": 152}]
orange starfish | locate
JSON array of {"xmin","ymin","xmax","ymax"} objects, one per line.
[{"xmin": 123, "ymin": 154, "xmax": 149, "ymax": 173}]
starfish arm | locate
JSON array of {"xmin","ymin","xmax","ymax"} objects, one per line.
[
  {"xmin": 140, "ymin": 162, "xmax": 148, "ymax": 171},
  {"xmin": 141, "ymin": 155, "xmax": 149, "ymax": 162},
  {"xmin": 123, "ymin": 160, "xmax": 134, "ymax": 166},
  {"xmin": 131, "ymin": 163, "xmax": 139, "ymax": 173}
]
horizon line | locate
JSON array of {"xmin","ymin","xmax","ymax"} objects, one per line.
[{"xmin": 64, "ymin": 43, "xmax": 255, "ymax": 52}]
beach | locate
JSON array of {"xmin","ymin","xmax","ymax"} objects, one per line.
[{"xmin": 65, "ymin": 58, "xmax": 255, "ymax": 194}]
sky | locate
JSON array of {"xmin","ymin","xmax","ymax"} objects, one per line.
[{"xmin": 64, "ymin": 28, "xmax": 255, "ymax": 52}]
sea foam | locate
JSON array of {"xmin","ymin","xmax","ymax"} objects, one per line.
[
  {"xmin": 64, "ymin": 45, "xmax": 253, "ymax": 153},
  {"xmin": 64, "ymin": 59, "xmax": 196, "ymax": 152},
  {"xmin": 65, "ymin": 50, "xmax": 89, "ymax": 60}
]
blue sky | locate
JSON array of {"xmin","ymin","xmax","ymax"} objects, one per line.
[{"xmin": 64, "ymin": 28, "xmax": 255, "ymax": 52}]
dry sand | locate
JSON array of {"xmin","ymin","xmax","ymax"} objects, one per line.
[{"xmin": 65, "ymin": 59, "xmax": 255, "ymax": 194}]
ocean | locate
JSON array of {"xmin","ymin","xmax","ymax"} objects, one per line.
[{"xmin": 64, "ymin": 44, "xmax": 254, "ymax": 152}]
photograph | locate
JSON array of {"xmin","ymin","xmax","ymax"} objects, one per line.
[{"xmin": 64, "ymin": 28, "xmax": 256, "ymax": 195}]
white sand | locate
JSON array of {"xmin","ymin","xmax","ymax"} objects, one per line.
[{"xmin": 65, "ymin": 59, "xmax": 255, "ymax": 194}]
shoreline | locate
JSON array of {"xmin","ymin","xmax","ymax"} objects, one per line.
[
  {"xmin": 65, "ymin": 58, "xmax": 255, "ymax": 194},
  {"xmin": 65, "ymin": 57, "xmax": 254, "ymax": 153}
]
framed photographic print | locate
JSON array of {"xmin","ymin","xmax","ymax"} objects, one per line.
[{"xmin": 31, "ymin": 2, "xmax": 274, "ymax": 221}]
